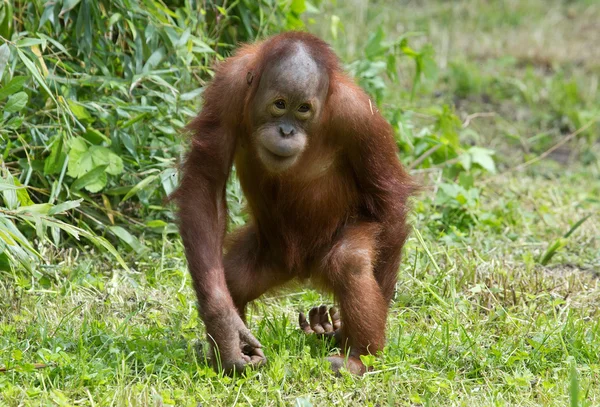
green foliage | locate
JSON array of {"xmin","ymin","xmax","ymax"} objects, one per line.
[
  {"xmin": 207, "ymin": 0, "xmax": 320, "ymax": 48},
  {"xmin": 0, "ymin": 0, "xmax": 313, "ymax": 271},
  {"xmin": 0, "ymin": 169, "xmax": 128, "ymax": 272},
  {"xmin": 347, "ymin": 27, "xmax": 437, "ymax": 105}
]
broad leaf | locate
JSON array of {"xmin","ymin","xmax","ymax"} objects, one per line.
[
  {"xmin": 4, "ymin": 91, "xmax": 28, "ymax": 113},
  {"xmin": 0, "ymin": 76, "xmax": 26, "ymax": 101}
]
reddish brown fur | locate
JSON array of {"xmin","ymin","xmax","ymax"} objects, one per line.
[{"xmin": 174, "ymin": 31, "xmax": 417, "ymax": 374}]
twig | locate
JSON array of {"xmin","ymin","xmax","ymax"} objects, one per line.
[
  {"xmin": 462, "ymin": 112, "xmax": 497, "ymax": 128},
  {"xmin": 481, "ymin": 118, "xmax": 599, "ymax": 185},
  {"xmin": 408, "ymin": 144, "xmax": 441, "ymax": 170},
  {"xmin": 512, "ymin": 118, "xmax": 599, "ymax": 171}
]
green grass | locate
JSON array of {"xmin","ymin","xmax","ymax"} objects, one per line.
[{"xmin": 2, "ymin": 0, "xmax": 600, "ymax": 406}]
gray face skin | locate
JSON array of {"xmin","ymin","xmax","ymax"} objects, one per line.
[{"xmin": 251, "ymin": 43, "xmax": 329, "ymax": 173}]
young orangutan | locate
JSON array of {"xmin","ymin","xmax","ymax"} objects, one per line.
[{"xmin": 174, "ymin": 31, "xmax": 417, "ymax": 375}]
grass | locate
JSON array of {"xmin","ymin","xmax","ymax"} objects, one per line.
[{"xmin": 1, "ymin": 0, "xmax": 600, "ymax": 405}]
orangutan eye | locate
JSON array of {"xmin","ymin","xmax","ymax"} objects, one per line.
[
  {"xmin": 274, "ymin": 99, "xmax": 286, "ymax": 110},
  {"xmin": 298, "ymin": 104, "xmax": 311, "ymax": 113}
]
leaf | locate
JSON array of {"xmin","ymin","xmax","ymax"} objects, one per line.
[
  {"xmin": 101, "ymin": 148, "xmax": 124, "ymax": 175},
  {"xmin": 109, "ymin": 226, "xmax": 147, "ymax": 254},
  {"xmin": 145, "ymin": 220, "xmax": 167, "ymax": 229},
  {"xmin": 70, "ymin": 165, "xmax": 108, "ymax": 193},
  {"xmin": 459, "ymin": 152, "xmax": 472, "ymax": 171},
  {"xmin": 16, "ymin": 38, "xmax": 45, "ymax": 48},
  {"xmin": 160, "ymin": 168, "xmax": 178, "ymax": 196},
  {"xmin": 359, "ymin": 354, "xmax": 376, "ymax": 368},
  {"xmin": 458, "ymin": 172, "xmax": 474, "ymax": 189},
  {"xmin": 539, "ymin": 238, "xmax": 567, "ymax": 266},
  {"xmin": 44, "ymin": 136, "xmax": 67, "ymax": 175},
  {"xmin": 40, "ymin": 217, "xmax": 129, "ymax": 271},
  {"xmin": 0, "ymin": 2, "xmax": 13, "ymax": 45},
  {"xmin": 59, "ymin": 0, "xmax": 82, "ymax": 16},
  {"xmin": 16, "ymin": 48, "xmax": 56, "ymax": 103},
  {"xmin": 16, "ymin": 203, "xmax": 52, "ymax": 215},
  {"xmin": 0, "ymin": 43, "xmax": 10, "ymax": 81},
  {"xmin": 37, "ymin": 34, "xmax": 71, "ymax": 57},
  {"xmin": 291, "ymin": 0, "xmax": 306, "ymax": 14},
  {"xmin": 564, "ymin": 214, "xmax": 592, "ymax": 238},
  {"xmin": 82, "ymin": 128, "xmax": 111, "ymax": 145},
  {"xmin": 0, "ymin": 251, "xmax": 11, "ymax": 271},
  {"xmin": 4, "ymin": 91, "xmax": 28, "ymax": 113},
  {"xmin": 294, "ymin": 398, "xmax": 313, "ymax": 407},
  {"xmin": 0, "ymin": 76, "xmax": 26, "ymax": 101},
  {"xmin": 330, "ymin": 15, "xmax": 341, "ymax": 40},
  {"xmin": 0, "ymin": 183, "xmax": 19, "ymax": 192},
  {"xmin": 51, "ymin": 225, "xmax": 60, "ymax": 246},
  {"xmin": 142, "ymin": 47, "xmax": 165, "ymax": 72},
  {"xmin": 190, "ymin": 37, "xmax": 214, "ymax": 54},
  {"xmin": 180, "ymin": 88, "xmax": 203, "ymax": 101},
  {"xmin": 48, "ymin": 199, "xmax": 83, "ymax": 215},
  {"xmin": 101, "ymin": 194, "xmax": 114, "ymax": 225},
  {"xmin": 1, "ymin": 171, "xmax": 18, "ymax": 209},
  {"xmin": 68, "ymin": 137, "xmax": 123, "ymax": 182},
  {"xmin": 13, "ymin": 179, "xmax": 34, "ymax": 207},
  {"xmin": 120, "ymin": 174, "xmax": 158, "ymax": 203},
  {"xmin": 108, "ymin": 13, "xmax": 121, "ymax": 26},
  {"xmin": 469, "ymin": 147, "xmax": 496, "ymax": 173},
  {"xmin": 365, "ymin": 27, "xmax": 386, "ymax": 59},
  {"xmin": 67, "ymin": 99, "xmax": 92, "ymax": 121}
]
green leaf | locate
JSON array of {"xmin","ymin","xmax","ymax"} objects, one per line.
[
  {"xmin": 16, "ymin": 38, "xmax": 45, "ymax": 48},
  {"xmin": 66, "ymin": 137, "xmax": 88, "ymax": 177},
  {"xmin": 0, "ymin": 76, "xmax": 26, "ymax": 101},
  {"xmin": 109, "ymin": 226, "xmax": 147, "ymax": 254},
  {"xmin": 120, "ymin": 174, "xmax": 158, "ymax": 203},
  {"xmin": 60, "ymin": 0, "xmax": 82, "ymax": 16},
  {"xmin": 102, "ymin": 148, "xmax": 124, "ymax": 175},
  {"xmin": 37, "ymin": 34, "xmax": 71, "ymax": 57},
  {"xmin": 539, "ymin": 238, "xmax": 567, "ymax": 266},
  {"xmin": 68, "ymin": 137, "xmax": 123, "ymax": 182},
  {"xmin": 563, "ymin": 214, "xmax": 592, "ymax": 238},
  {"xmin": 0, "ymin": 43, "xmax": 10, "ymax": 81},
  {"xmin": 4, "ymin": 91, "xmax": 28, "ymax": 113},
  {"xmin": 330, "ymin": 15, "xmax": 341, "ymax": 40},
  {"xmin": 67, "ymin": 99, "xmax": 92, "ymax": 121},
  {"xmin": 142, "ymin": 47, "xmax": 165, "ymax": 72},
  {"xmin": 365, "ymin": 27, "xmax": 387, "ymax": 59},
  {"xmin": 458, "ymin": 172, "xmax": 474, "ymax": 189},
  {"xmin": 1, "ymin": 171, "xmax": 18, "ymax": 209},
  {"xmin": 570, "ymin": 360, "xmax": 579, "ymax": 407},
  {"xmin": 469, "ymin": 147, "xmax": 496, "ymax": 173},
  {"xmin": 160, "ymin": 168, "xmax": 178, "ymax": 196},
  {"xmin": 82, "ymin": 128, "xmax": 111, "ymax": 145},
  {"xmin": 359, "ymin": 354, "xmax": 376, "ymax": 368},
  {"xmin": 48, "ymin": 199, "xmax": 83, "ymax": 215},
  {"xmin": 459, "ymin": 152, "xmax": 472, "ymax": 171},
  {"xmin": 44, "ymin": 136, "xmax": 67, "ymax": 176},
  {"xmin": 70, "ymin": 165, "xmax": 108, "ymax": 193},
  {"xmin": 0, "ymin": 1, "xmax": 13, "ymax": 43},
  {"xmin": 38, "ymin": 216, "xmax": 129, "ymax": 271},
  {"xmin": 145, "ymin": 220, "xmax": 167, "ymax": 228},
  {"xmin": 16, "ymin": 48, "xmax": 56, "ymax": 103},
  {"xmin": 16, "ymin": 203, "xmax": 52, "ymax": 215},
  {"xmin": 291, "ymin": 0, "xmax": 306, "ymax": 14},
  {"xmin": 0, "ymin": 251, "xmax": 11, "ymax": 271},
  {"xmin": 108, "ymin": 13, "xmax": 121, "ymax": 26},
  {"xmin": 14, "ymin": 179, "xmax": 34, "ymax": 207}
]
